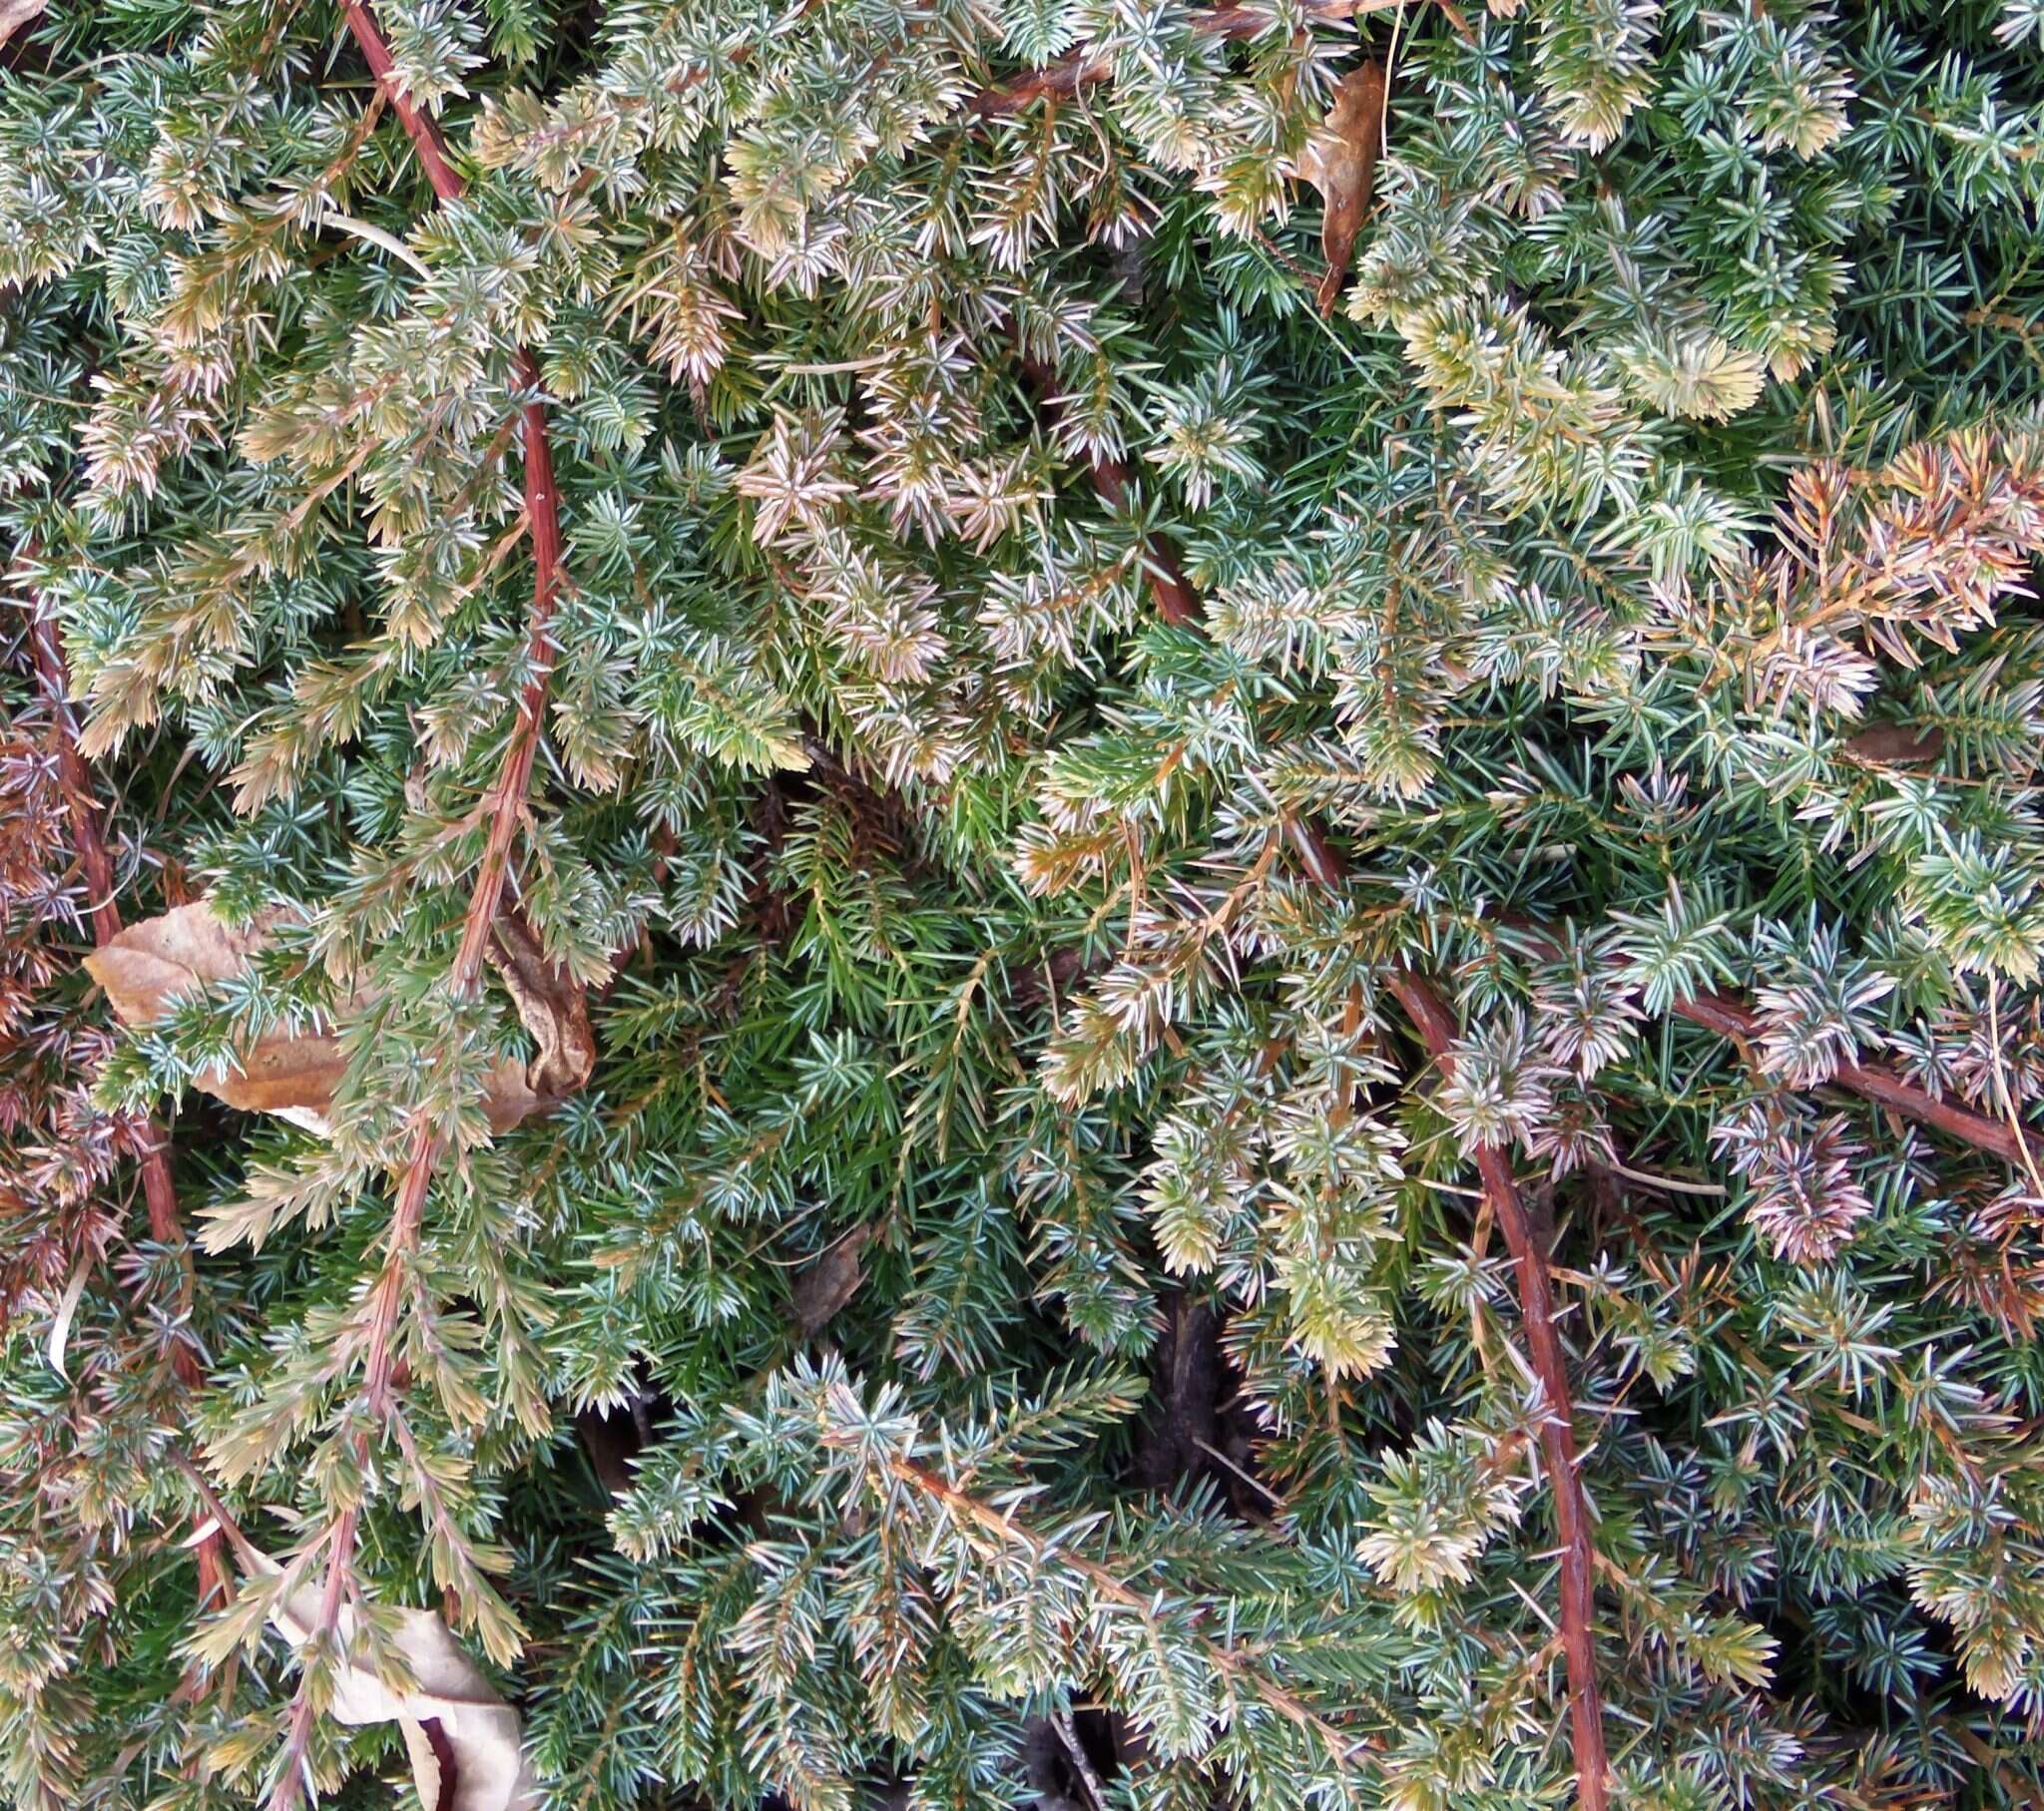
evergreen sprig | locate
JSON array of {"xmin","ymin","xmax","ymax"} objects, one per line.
[{"xmin": 6, "ymin": 1, "xmax": 2044, "ymax": 1809}]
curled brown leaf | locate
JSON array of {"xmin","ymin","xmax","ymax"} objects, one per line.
[
  {"xmin": 1843, "ymin": 722, "xmax": 1945, "ymax": 766},
  {"xmin": 486, "ymin": 910, "xmax": 596, "ymax": 1100},
  {"xmin": 1298, "ymin": 60, "xmax": 1388, "ymax": 317},
  {"xmin": 0, "ymin": 0, "xmax": 46, "ymax": 51},
  {"xmin": 791, "ymin": 1221, "xmax": 873, "ymax": 1335},
  {"xmin": 265, "ymin": 1564, "xmax": 538, "ymax": 1811},
  {"xmin": 85, "ymin": 899, "xmax": 597, "ymax": 1136},
  {"xmin": 84, "ymin": 903, "xmax": 348, "ymax": 1134}
]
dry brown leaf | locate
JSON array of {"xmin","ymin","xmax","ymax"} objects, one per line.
[
  {"xmin": 85, "ymin": 899, "xmax": 596, "ymax": 1137},
  {"xmin": 266, "ymin": 1567, "xmax": 538, "ymax": 1811},
  {"xmin": 0, "ymin": 0, "xmax": 47, "ymax": 50},
  {"xmin": 486, "ymin": 911, "xmax": 596, "ymax": 1099},
  {"xmin": 84, "ymin": 903, "xmax": 348, "ymax": 1134},
  {"xmin": 791, "ymin": 1221, "xmax": 873, "ymax": 1335},
  {"xmin": 1844, "ymin": 723, "xmax": 1945, "ymax": 766},
  {"xmin": 1298, "ymin": 61, "xmax": 1388, "ymax": 317}
]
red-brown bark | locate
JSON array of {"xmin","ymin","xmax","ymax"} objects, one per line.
[
  {"xmin": 266, "ymin": 11, "xmax": 568, "ymax": 1807},
  {"xmin": 1278, "ymin": 812, "xmax": 1611, "ymax": 1807},
  {"xmin": 25, "ymin": 579, "xmax": 231, "ymax": 1613},
  {"xmin": 342, "ymin": 1, "xmax": 467, "ymax": 203},
  {"xmin": 1381, "ymin": 966, "xmax": 1611, "ymax": 1811},
  {"xmin": 971, "ymin": 0, "xmax": 1410, "ymax": 117},
  {"xmin": 1673, "ymin": 990, "xmax": 2039, "ymax": 1167}
]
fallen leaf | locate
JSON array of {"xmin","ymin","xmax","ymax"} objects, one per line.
[
  {"xmin": 0, "ymin": 0, "xmax": 46, "ymax": 51},
  {"xmin": 265, "ymin": 1564, "xmax": 539, "ymax": 1811},
  {"xmin": 84, "ymin": 903, "xmax": 347, "ymax": 1134},
  {"xmin": 46, "ymin": 1254, "xmax": 89, "ymax": 1380},
  {"xmin": 792, "ymin": 1222, "xmax": 873, "ymax": 1335},
  {"xmin": 85, "ymin": 899, "xmax": 597, "ymax": 1137},
  {"xmin": 487, "ymin": 911, "xmax": 596, "ymax": 1099},
  {"xmin": 1298, "ymin": 61, "xmax": 1388, "ymax": 317},
  {"xmin": 1844, "ymin": 723, "xmax": 1945, "ymax": 766}
]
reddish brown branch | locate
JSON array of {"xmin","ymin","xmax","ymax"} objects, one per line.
[
  {"xmin": 971, "ymin": 0, "xmax": 1413, "ymax": 116},
  {"xmin": 24, "ymin": 573, "xmax": 231, "ymax": 1613},
  {"xmin": 331, "ymin": 2, "xmax": 562, "ymax": 1426},
  {"xmin": 1314, "ymin": 849, "xmax": 2036, "ymax": 1171},
  {"xmin": 974, "ymin": 45, "xmax": 1111, "ymax": 115},
  {"xmin": 354, "ymin": 357, "xmax": 561, "ymax": 1428},
  {"xmin": 1049, "ymin": 421, "xmax": 1606, "ymax": 1791},
  {"xmin": 1673, "ymin": 991, "xmax": 2039, "ymax": 1168},
  {"xmin": 1275, "ymin": 811, "xmax": 1611, "ymax": 1805},
  {"xmin": 1084, "ymin": 452, "xmax": 1205, "ymax": 628},
  {"xmin": 342, "ymin": 1, "xmax": 466, "ymax": 203},
  {"xmin": 29, "ymin": 614, "xmax": 121, "ymax": 951},
  {"xmin": 1484, "ymin": 929, "xmax": 2039, "ymax": 1169},
  {"xmin": 1380, "ymin": 966, "xmax": 1611, "ymax": 1811},
  {"xmin": 266, "ymin": 10, "xmax": 566, "ymax": 1808},
  {"xmin": 1279, "ymin": 848, "xmax": 2031, "ymax": 1798},
  {"xmin": 1020, "ymin": 356, "xmax": 1203, "ymax": 627}
]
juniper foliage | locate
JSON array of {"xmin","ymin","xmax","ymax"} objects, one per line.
[{"xmin": 5, "ymin": 1, "xmax": 2044, "ymax": 1809}]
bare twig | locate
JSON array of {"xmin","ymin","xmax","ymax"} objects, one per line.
[
  {"xmin": 1053, "ymin": 1712, "xmax": 1109, "ymax": 1811},
  {"xmin": 1598, "ymin": 1159, "xmax": 1725, "ymax": 1198}
]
